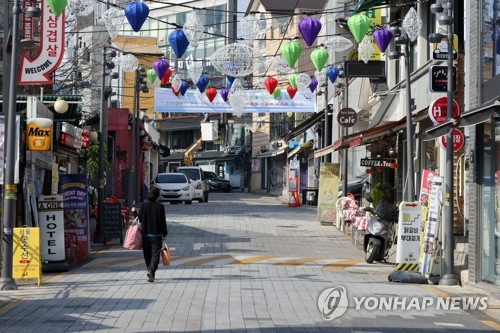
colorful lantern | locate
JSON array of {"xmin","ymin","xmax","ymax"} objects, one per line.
[
  {"xmin": 310, "ymin": 48, "xmax": 329, "ymax": 72},
  {"xmin": 171, "ymin": 86, "xmax": 180, "ymax": 96},
  {"xmin": 168, "ymin": 30, "xmax": 190, "ymax": 59},
  {"xmin": 296, "ymin": 73, "xmax": 311, "ymax": 90},
  {"xmin": 179, "ymin": 81, "xmax": 190, "ymax": 96},
  {"xmin": 376, "ymin": 167, "xmax": 384, "ymax": 173},
  {"xmin": 183, "ymin": 10, "xmax": 204, "ymax": 47},
  {"xmin": 347, "ymin": 13, "xmax": 372, "ymax": 44},
  {"xmin": 287, "ymin": 112, "xmax": 293, "ymax": 118},
  {"xmin": 47, "ymin": 0, "xmax": 67, "ymax": 17},
  {"xmin": 161, "ymin": 68, "xmax": 172, "ymax": 85},
  {"xmin": 389, "ymin": 163, "xmax": 397, "ymax": 169},
  {"xmin": 171, "ymin": 74, "xmax": 182, "ymax": 92},
  {"xmin": 298, "ymin": 17, "xmax": 322, "ymax": 47},
  {"xmin": 264, "ymin": 77, "xmax": 278, "ymax": 94},
  {"xmin": 288, "ymin": 74, "xmax": 297, "ymax": 89},
  {"xmin": 206, "ymin": 88, "xmax": 217, "ymax": 102},
  {"xmin": 373, "ymin": 28, "xmax": 393, "ymax": 53},
  {"xmin": 366, "ymin": 169, "xmax": 372, "ymax": 174},
  {"xmin": 272, "ymin": 87, "xmax": 281, "ymax": 99},
  {"xmin": 220, "ymin": 88, "xmax": 230, "ymax": 103},
  {"xmin": 281, "ymin": 41, "xmax": 302, "ymax": 68},
  {"xmin": 125, "ymin": 1, "xmax": 150, "ymax": 33},
  {"xmin": 152, "ymin": 59, "xmax": 170, "ymax": 80},
  {"xmin": 147, "ymin": 68, "xmax": 157, "ymax": 84},
  {"xmin": 227, "ymin": 76, "xmax": 236, "ymax": 84},
  {"xmin": 196, "ymin": 75, "xmax": 209, "ymax": 93},
  {"xmin": 326, "ymin": 66, "xmax": 339, "ymax": 84},
  {"xmin": 309, "ymin": 78, "xmax": 318, "ymax": 93},
  {"xmin": 287, "ymin": 85, "xmax": 297, "ymax": 99}
]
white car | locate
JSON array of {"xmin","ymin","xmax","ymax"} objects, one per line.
[
  {"xmin": 176, "ymin": 166, "xmax": 209, "ymax": 202},
  {"xmin": 153, "ymin": 173, "xmax": 194, "ymax": 204}
]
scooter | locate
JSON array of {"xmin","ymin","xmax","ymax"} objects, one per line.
[{"xmin": 362, "ymin": 199, "xmax": 399, "ymax": 263}]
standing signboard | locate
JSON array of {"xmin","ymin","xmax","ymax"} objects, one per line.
[
  {"xmin": 395, "ymin": 202, "xmax": 422, "ymax": 271},
  {"xmin": 37, "ymin": 195, "xmax": 65, "ymax": 263},
  {"xmin": 13, "ymin": 227, "xmax": 42, "ymax": 286},
  {"xmin": 103, "ymin": 203, "xmax": 123, "ymax": 242},
  {"xmin": 317, "ymin": 163, "xmax": 340, "ymax": 225}
]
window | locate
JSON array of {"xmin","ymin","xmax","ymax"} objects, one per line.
[{"xmin": 482, "ymin": 0, "xmax": 500, "ymax": 81}]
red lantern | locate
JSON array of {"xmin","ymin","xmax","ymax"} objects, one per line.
[
  {"xmin": 171, "ymin": 86, "xmax": 180, "ymax": 96},
  {"xmin": 376, "ymin": 167, "xmax": 384, "ymax": 173},
  {"xmin": 206, "ymin": 88, "xmax": 217, "ymax": 102},
  {"xmin": 389, "ymin": 163, "xmax": 397, "ymax": 169},
  {"xmin": 366, "ymin": 169, "xmax": 372, "ymax": 174},
  {"xmin": 161, "ymin": 68, "xmax": 173, "ymax": 85},
  {"xmin": 287, "ymin": 85, "xmax": 298, "ymax": 99},
  {"xmin": 264, "ymin": 77, "xmax": 278, "ymax": 94}
]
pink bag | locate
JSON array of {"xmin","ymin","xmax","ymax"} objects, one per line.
[{"xmin": 123, "ymin": 218, "xmax": 142, "ymax": 250}]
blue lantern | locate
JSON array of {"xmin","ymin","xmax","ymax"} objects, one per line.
[
  {"xmin": 168, "ymin": 30, "xmax": 190, "ymax": 59},
  {"xmin": 326, "ymin": 66, "xmax": 340, "ymax": 84},
  {"xmin": 179, "ymin": 81, "xmax": 190, "ymax": 96},
  {"xmin": 196, "ymin": 75, "xmax": 209, "ymax": 93},
  {"xmin": 226, "ymin": 75, "xmax": 235, "ymax": 89},
  {"xmin": 125, "ymin": 2, "xmax": 150, "ymax": 33}
]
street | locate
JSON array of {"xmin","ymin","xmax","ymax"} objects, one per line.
[{"xmin": 0, "ymin": 192, "xmax": 498, "ymax": 332}]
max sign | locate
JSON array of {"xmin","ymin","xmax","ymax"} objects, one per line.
[{"xmin": 18, "ymin": 0, "xmax": 65, "ymax": 85}]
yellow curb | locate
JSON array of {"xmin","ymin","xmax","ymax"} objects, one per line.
[{"xmin": 322, "ymin": 259, "xmax": 363, "ymax": 270}]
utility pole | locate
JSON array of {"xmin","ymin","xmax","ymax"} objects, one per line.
[{"xmin": 127, "ymin": 69, "xmax": 138, "ymax": 211}]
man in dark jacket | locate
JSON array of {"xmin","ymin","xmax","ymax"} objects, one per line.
[{"xmin": 138, "ymin": 187, "xmax": 168, "ymax": 282}]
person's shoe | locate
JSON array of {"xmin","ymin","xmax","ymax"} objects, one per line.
[{"xmin": 147, "ymin": 271, "xmax": 154, "ymax": 282}]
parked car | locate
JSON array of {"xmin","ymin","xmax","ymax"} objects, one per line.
[
  {"xmin": 152, "ymin": 173, "xmax": 194, "ymax": 204},
  {"xmin": 204, "ymin": 171, "xmax": 231, "ymax": 192},
  {"xmin": 176, "ymin": 166, "xmax": 209, "ymax": 202},
  {"xmin": 337, "ymin": 175, "xmax": 369, "ymax": 201}
]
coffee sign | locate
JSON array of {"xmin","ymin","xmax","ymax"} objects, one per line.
[
  {"xmin": 337, "ymin": 108, "xmax": 358, "ymax": 127},
  {"xmin": 360, "ymin": 158, "xmax": 392, "ymax": 167},
  {"xmin": 27, "ymin": 118, "xmax": 52, "ymax": 151}
]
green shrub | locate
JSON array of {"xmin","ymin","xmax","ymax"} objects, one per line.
[{"xmin": 370, "ymin": 182, "xmax": 395, "ymax": 207}]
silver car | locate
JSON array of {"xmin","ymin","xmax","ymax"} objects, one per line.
[{"xmin": 153, "ymin": 173, "xmax": 194, "ymax": 204}]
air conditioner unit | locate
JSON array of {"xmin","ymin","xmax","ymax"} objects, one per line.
[{"xmin": 269, "ymin": 140, "xmax": 284, "ymax": 151}]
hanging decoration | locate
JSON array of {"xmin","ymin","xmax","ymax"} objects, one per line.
[
  {"xmin": 103, "ymin": 7, "xmax": 125, "ymax": 40},
  {"xmin": 227, "ymin": 75, "xmax": 236, "ymax": 89},
  {"xmin": 183, "ymin": 10, "xmax": 204, "ymax": 47},
  {"xmin": 287, "ymin": 85, "xmax": 297, "ymax": 99},
  {"xmin": 210, "ymin": 43, "xmax": 255, "ymax": 77},
  {"xmin": 288, "ymin": 74, "xmax": 297, "ymax": 89},
  {"xmin": 125, "ymin": 1, "xmax": 150, "ymax": 33},
  {"xmin": 228, "ymin": 79, "xmax": 248, "ymax": 117},
  {"xmin": 373, "ymin": 28, "xmax": 393, "ymax": 53},
  {"xmin": 205, "ymin": 88, "xmax": 217, "ymax": 102},
  {"xmin": 257, "ymin": 77, "xmax": 266, "ymax": 89},
  {"xmin": 315, "ymin": 70, "xmax": 326, "ymax": 86},
  {"xmin": 168, "ymin": 30, "xmax": 190, "ymax": 58},
  {"xmin": 171, "ymin": 87, "xmax": 180, "ymax": 96},
  {"xmin": 272, "ymin": 87, "xmax": 281, "ymax": 100},
  {"xmin": 171, "ymin": 74, "xmax": 182, "ymax": 92},
  {"xmin": 310, "ymin": 48, "xmax": 329, "ymax": 72},
  {"xmin": 161, "ymin": 68, "xmax": 173, "ymax": 85},
  {"xmin": 325, "ymin": 36, "xmax": 353, "ymax": 52},
  {"xmin": 220, "ymin": 88, "xmax": 230, "ymax": 102},
  {"xmin": 68, "ymin": 0, "xmax": 95, "ymax": 16},
  {"xmin": 298, "ymin": 17, "xmax": 322, "ymax": 47},
  {"xmin": 120, "ymin": 54, "xmax": 139, "ymax": 72},
  {"xmin": 347, "ymin": 13, "xmax": 372, "ymax": 43},
  {"xmin": 152, "ymin": 59, "xmax": 169, "ymax": 81},
  {"xmin": 281, "ymin": 41, "xmax": 302, "ymax": 68},
  {"xmin": 358, "ymin": 36, "xmax": 374, "ymax": 64},
  {"xmin": 47, "ymin": 0, "xmax": 67, "ymax": 17},
  {"xmin": 402, "ymin": 7, "xmax": 422, "ymax": 42},
  {"xmin": 264, "ymin": 77, "xmax": 278, "ymax": 94},
  {"xmin": 240, "ymin": 14, "xmax": 261, "ymax": 45},
  {"xmin": 187, "ymin": 61, "xmax": 203, "ymax": 84},
  {"xmin": 147, "ymin": 68, "xmax": 157, "ymax": 84},
  {"xmin": 296, "ymin": 73, "xmax": 311, "ymax": 90},
  {"xmin": 309, "ymin": 78, "xmax": 318, "ymax": 93},
  {"xmin": 267, "ymin": 56, "xmax": 292, "ymax": 74},
  {"xmin": 179, "ymin": 81, "xmax": 190, "ymax": 96},
  {"xmin": 326, "ymin": 66, "xmax": 339, "ymax": 83},
  {"xmin": 196, "ymin": 75, "xmax": 210, "ymax": 93}
]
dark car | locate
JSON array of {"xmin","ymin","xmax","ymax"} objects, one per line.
[
  {"xmin": 337, "ymin": 175, "xmax": 369, "ymax": 201},
  {"xmin": 203, "ymin": 171, "xmax": 231, "ymax": 192}
]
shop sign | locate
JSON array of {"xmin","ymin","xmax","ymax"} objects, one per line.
[
  {"xmin": 337, "ymin": 108, "xmax": 358, "ymax": 127},
  {"xmin": 37, "ymin": 195, "xmax": 65, "ymax": 262},
  {"xmin": 428, "ymin": 97, "xmax": 460, "ymax": 124},
  {"xmin": 13, "ymin": 227, "xmax": 42, "ymax": 285},
  {"xmin": 22, "ymin": 0, "xmax": 34, "ymax": 49},
  {"xmin": 360, "ymin": 158, "xmax": 392, "ymax": 167},
  {"xmin": 395, "ymin": 201, "xmax": 421, "ymax": 269},
  {"xmin": 438, "ymin": 128, "xmax": 465, "ymax": 152},
  {"xmin": 431, "ymin": 34, "xmax": 458, "ymax": 60},
  {"xmin": 429, "ymin": 65, "xmax": 457, "ymax": 92},
  {"xmin": 27, "ymin": 117, "xmax": 52, "ymax": 151},
  {"xmin": 61, "ymin": 122, "xmax": 83, "ymax": 149}
]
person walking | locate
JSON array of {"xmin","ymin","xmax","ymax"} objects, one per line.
[{"xmin": 138, "ymin": 187, "xmax": 168, "ymax": 282}]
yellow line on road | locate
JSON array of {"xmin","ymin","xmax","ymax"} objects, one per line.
[
  {"xmin": 322, "ymin": 259, "xmax": 363, "ymax": 270},
  {"xmin": 229, "ymin": 256, "xmax": 278, "ymax": 265},
  {"xmin": 132, "ymin": 256, "xmax": 192, "ymax": 267},
  {"xmin": 180, "ymin": 255, "xmax": 233, "ymax": 266},
  {"xmin": 420, "ymin": 285, "xmax": 450, "ymax": 299},
  {"xmin": 274, "ymin": 258, "xmax": 322, "ymax": 266},
  {"xmin": 480, "ymin": 320, "xmax": 500, "ymax": 330},
  {"xmin": 86, "ymin": 257, "xmax": 142, "ymax": 268},
  {"xmin": 0, "ymin": 299, "xmax": 21, "ymax": 316}
]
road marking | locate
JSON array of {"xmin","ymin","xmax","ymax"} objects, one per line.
[
  {"xmin": 434, "ymin": 322, "xmax": 465, "ymax": 327},
  {"xmin": 322, "ymin": 259, "xmax": 363, "ymax": 270},
  {"xmin": 481, "ymin": 320, "xmax": 500, "ymax": 330},
  {"xmin": 85, "ymin": 257, "xmax": 143, "ymax": 268},
  {"xmin": 273, "ymin": 257, "xmax": 323, "ymax": 266},
  {"xmin": 420, "ymin": 285, "xmax": 450, "ymax": 299},
  {"xmin": 180, "ymin": 255, "xmax": 233, "ymax": 266},
  {"xmin": 229, "ymin": 256, "xmax": 278, "ymax": 265},
  {"xmin": 0, "ymin": 299, "xmax": 21, "ymax": 316}
]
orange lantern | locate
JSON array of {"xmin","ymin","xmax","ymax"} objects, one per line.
[
  {"xmin": 376, "ymin": 167, "xmax": 384, "ymax": 173},
  {"xmin": 389, "ymin": 163, "xmax": 397, "ymax": 169},
  {"xmin": 366, "ymin": 169, "xmax": 372, "ymax": 174}
]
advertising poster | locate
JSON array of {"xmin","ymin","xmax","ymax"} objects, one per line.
[
  {"xmin": 317, "ymin": 163, "xmax": 340, "ymax": 224},
  {"xmin": 59, "ymin": 174, "xmax": 89, "ymax": 258},
  {"xmin": 13, "ymin": 227, "xmax": 41, "ymax": 285},
  {"xmin": 418, "ymin": 170, "xmax": 438, "ymax": 237}
]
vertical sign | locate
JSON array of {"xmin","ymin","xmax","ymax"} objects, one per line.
[
  {"xmin": 22, "ymin": 0, "xmax": 34, "ymax": 48},
  {"xmin": 13, "ymin": 227, "xmax": 42, "ymax": 286},
  {"xmin": 37, "ymin": 195, "xmax": 65, "ymax": 262},
  {"xmin": 317, "ymin": 163, "xmax": 340, "ymax": 224},
  {"xmin": 395, "ymin": 201, "xmax": 421, "ymax": 271}
]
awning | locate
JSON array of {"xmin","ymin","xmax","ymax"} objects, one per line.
[
  {"xmin": 283, "ymin": 111, "xmax": 325, "ymax": 142},
  {"xmin": 287, "ymin": 140, "xmax": 313, "ymax": 159},
  {"xmin": 354, "ymin": 0, "xmax": 389, "ymax": 12},
  {"xmin": 256, "ymin": 148, "xmax": 286, "ymax": 158}
]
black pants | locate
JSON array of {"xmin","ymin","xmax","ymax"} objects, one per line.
[{"xmin": 142, "ymin": 236, "xmax": 162, "ymax": 277}]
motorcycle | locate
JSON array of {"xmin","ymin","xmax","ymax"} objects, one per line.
[{"xmin": 362, "ymin": 199, "xmax": 399, "ymax": 263}]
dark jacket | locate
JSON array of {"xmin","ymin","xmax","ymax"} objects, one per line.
[{"xmin": 138, "ymin": 201, "xmax": 168, "ymax": 237}]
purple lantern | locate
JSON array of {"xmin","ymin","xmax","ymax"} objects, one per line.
[
  {"xmin": 220, "ymin": 88, "xmax": 229, "ymax": 102},
  {"xmin": 373, "ymin": 28, "xmax": 393, "ymax": 53},
  {"xmin": 298, "ymin": 17, "xmax": 322, "ymax": 47},
  {"xmin": 179, "ymin": 81, "xmax": 190, "ymax": 96},
  {"xmin": 168, "ymin": 30, "xmax": 190, "ymax": 59},
  {"xmin": 308, "ymin": 78, "xmax": 318, "ymax": 93},
  {"xmin": 152, "ymin": 59, "xmax": 170, "ymax": 80},
  {"xmin": 125, "ymin": 2, "xmax": 150, "ymax": 33}
]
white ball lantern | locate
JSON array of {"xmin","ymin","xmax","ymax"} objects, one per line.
[{"xmin": 54, "ymin": 98, "xmax": 69, "ymax": 114}]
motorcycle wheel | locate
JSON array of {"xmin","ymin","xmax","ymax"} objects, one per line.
[{"xmin": 365, "ymin": 239, "xmax": 379, "ymax": 263}]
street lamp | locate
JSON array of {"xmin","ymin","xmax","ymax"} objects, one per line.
[{"xmin": 429, "ymin": 0, "xmax": 458, "ymax": 286}]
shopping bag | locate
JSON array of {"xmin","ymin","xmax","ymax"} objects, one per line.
[
  {"xmin": 161, "ymin": 240, "xmax": 170, "ymax": 266},
  {"xmin": 123, "ymin": 218, "xmax": 142, "ymax": 250}
]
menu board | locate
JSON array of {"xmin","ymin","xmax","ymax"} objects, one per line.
[{"xmin": 103, "ymin": 203, "xmax": 122, "ymax": 241}]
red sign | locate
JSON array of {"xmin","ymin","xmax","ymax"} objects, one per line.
[
  {"xmin": 428, "ymin": 97, "xmax": 460, "ymax": 124},
  {"xmin": 19, "ymin": 0, "xmax": 65, "ymax": 85},
  {"xmin": 439, "ymin": 129, "xmax": 465, "ymax": 152}
]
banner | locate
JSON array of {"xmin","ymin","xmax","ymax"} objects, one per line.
[
  {"xmin": 154, "ymin": 88, "xmax": 315, "ymax": 113},
  {"xmin": 395, "ymin": 201, "xmax": 421, "ymax": 271},
  {"xmin": 13, "ymin": 227, "xmax": 42, "ymax": 285},
  {"xmin": 418, "ymin": 170, "xmax": 438, "ymax": 236},
  {"xmin": 317, "ymin": 163, "xmax": 340, "ymax": 223}
]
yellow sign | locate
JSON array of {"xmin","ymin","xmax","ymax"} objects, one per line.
[
  {"xmin": 359, "ymin": 8, "xmax": 382, "ymax": 61},
  {"xmin": 27, "ymin": 118, "xmax": 52, "ymax": 151},
  {"xmin": 432, "ymin": 34, "xmax": 458, "ymax": 60},
  {"xmin": 317, "ymin": 163, "xmax": 340, "ymax": 223},
  {"xmin": 13, "ymin": 227, "xmax": 42, "ymax": 286}
]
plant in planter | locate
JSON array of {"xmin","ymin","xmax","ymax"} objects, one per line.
[{"xmin": 370, "ymin": 182, "xmax": 395, "ymax": 207}]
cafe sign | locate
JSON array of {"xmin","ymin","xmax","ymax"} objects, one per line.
[
  {"xmin": 360, "ymin": 158, "xmax": 393, "ymax": 167},
  {"xmin": 337, "ymin": 107, "xmax": 358, "ymax": 127},
  {"xmin": 27, "ymin": 118, "xmax": 52, "ymax": 151}
]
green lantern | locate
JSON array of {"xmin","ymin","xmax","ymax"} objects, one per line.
[
  {"xmin": 147, "ymin": 68, "xmax": 157, "ymax": 84},
  {"xmin": 347, "ymin": 13, "xmax": 372, "ymax": 44},
  {"xmin": 47, "ymin": 0, "xmax": 67, "ymax": 17},
  {"xmin": 272, "ymin": 87, "xmax": 281, "ymax": 99},
  {"xmin": 281, "ymin": 41, "xmax": 302, "ymax": 68},
  {"xmin": 310, "ymin": 48, "xmax": 329, "ymax": 72},
  {"xmin": 288, "ymin": 74, "xmax": 297, "ymax": 89}
]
